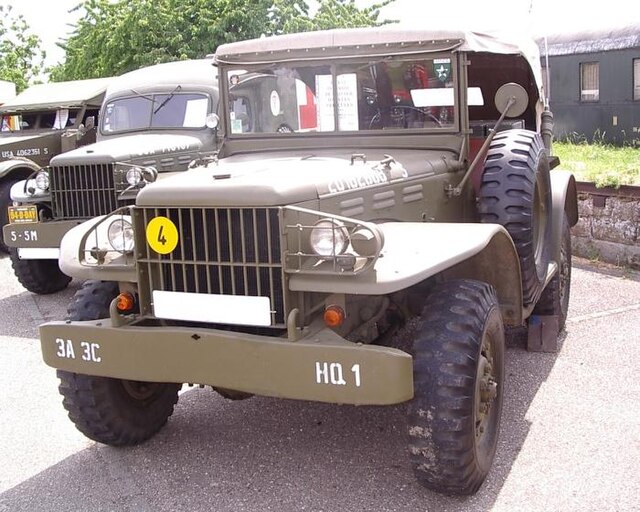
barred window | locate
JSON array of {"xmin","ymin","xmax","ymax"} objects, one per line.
[
  {"xmin": 634, "ymin": 59, "xmax": 640, "ymax": 101},
  {"xmin": 580, "ymin": 62, "xmax": 599, "ymax": 102}
]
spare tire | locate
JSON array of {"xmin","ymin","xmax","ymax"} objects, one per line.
[{"xmin": 478, "ymin": 130, "xmax": 551, "ymax": 305}]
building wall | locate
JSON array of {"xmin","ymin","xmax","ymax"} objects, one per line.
[{"xmin": 547, "ymin": 48, "xmax": 640, "ymax": 144}]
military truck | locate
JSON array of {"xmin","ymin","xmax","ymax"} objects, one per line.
[
  {"xmin": 0, "ymin": 78, "xmax": 110, "ymax": 253},
  {"xmin": 39, "ymin": 28, "xmax": 577, "ymax": 495},
  {"xmin": 3, "ymin": 59, "xmax": 219, "ymax": 293}
]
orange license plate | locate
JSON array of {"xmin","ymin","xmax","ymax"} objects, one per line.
[{"xmin": 8, "ymin": 205, "xmax": 38, "ymax": 224}]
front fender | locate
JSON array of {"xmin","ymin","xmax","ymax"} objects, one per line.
[
  {"xmin": 10, "ymin": 178, "xmax": 51, "ymax": 204},
  {"xmin": 289, "ymin": 222, "xmax": 524, "ymax": 325},
  {"xmin": 59, "ymin": 215, "xmax": 137, "ymax": 283},
  {"xmin": 0, "ymin": 158, "xmax": 40, "ymax": 180}
]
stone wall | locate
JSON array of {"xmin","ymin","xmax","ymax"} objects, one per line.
[{"xmin": 571, "ymin": 183, "xmax": 640, "ymax": 269}]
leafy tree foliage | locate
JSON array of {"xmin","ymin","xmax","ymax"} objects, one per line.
[
  {"xmin": 50, "ymin": 0, "xmax": 394, "ymax": 81},
  {"xmin": 274, "ymin": 0, "xmax": 394, "ymax": 34},
  {"xmin": 0, "ymin": 5, "xmax": 46, "ymax": 93}
]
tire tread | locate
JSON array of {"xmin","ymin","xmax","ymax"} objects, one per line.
[
  {"xmin": 58, "ymin": 280, "xmax": 180, "ymax": 446},
  {"xmin": 408, "ymin": 280, "xmax": 505, "ymax": 495}
]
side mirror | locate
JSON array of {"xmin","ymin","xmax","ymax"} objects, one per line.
[
  {"xmin": 206, "ymin": 113, "xmax": 219, "ymax": 130},
  {"xmin": 494, "ymin": 83, "xmax": 529, "ymax": 118}
]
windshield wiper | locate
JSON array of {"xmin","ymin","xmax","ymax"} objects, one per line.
[
  {"xmin": 128, "ymin": 88, "xmax": 155, "ymax": 102},
  {"xmin": 153, "ymin": 85, "xmax": 182, "ymax": 115}
]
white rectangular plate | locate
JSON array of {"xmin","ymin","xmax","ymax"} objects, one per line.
[
  {"xmin": 153, "ymin": 290, "xmax": 272, "ymax": 326},
  {"xmin": 18, "ymin": 248, "xmax": 60, "ymax": 260}
]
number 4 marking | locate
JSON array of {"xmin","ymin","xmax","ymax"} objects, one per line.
[{"xmin": 157, "ymin": 225, "xmax": 167, "ymax": 245}]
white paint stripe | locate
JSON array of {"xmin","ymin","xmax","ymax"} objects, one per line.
[{"xmin": 567, "ymin": 303, "xmax": 640, "ymax": 324}]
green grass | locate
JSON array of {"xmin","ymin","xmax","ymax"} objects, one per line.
[{"xmin": 553, "ymin": 140, "xmax": 640, "ymax": 188}]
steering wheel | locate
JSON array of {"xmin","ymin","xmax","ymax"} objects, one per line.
[
  {"xmin": 276, "ymin": 124, "xmax": 294, "ymax": 133},
  {"xmin": 369, "ymin": 106, "xmax": 443, "ymax": 129}
]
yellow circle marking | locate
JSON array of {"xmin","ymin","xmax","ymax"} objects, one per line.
[{"xmin": 146, "ymin": 216, "xmax": 178, "ymax": 254}]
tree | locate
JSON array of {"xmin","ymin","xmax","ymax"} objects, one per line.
[
  {"xmin": 50, "ymin": 0, "xmax": 395, "ymax": 81},
  {"xmin": 272, "ymin": 0, "xmax": 394, "ymax": 34},
  {"xmin": 0, "ymin": 5, "xmax": 46, "ymax": 93}
]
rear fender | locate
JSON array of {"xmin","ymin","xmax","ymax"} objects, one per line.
[
  {"xmin": 289, "ymin": 222, "xmax": 523, "ymax": 325},
  {"xmin": 549, "ymin": 171, "xmax": 578, "ymax": 264}
]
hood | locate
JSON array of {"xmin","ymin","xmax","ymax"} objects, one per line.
[
  {"xmin": 137, "ymin": 149, "xmax": 457, "ymax": 207},
  {"xmin": 50, "ymin": 133, "xmax": 205, "ymax": 167}
]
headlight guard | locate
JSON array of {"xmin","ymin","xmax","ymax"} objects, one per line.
[
  {"xmin": 107, "ymin": 217, "xmax": 135, "ymax": 253},
  {"xmin": 284, "ymin": 206, "xmax": 384, "ymax": 275},
  {"xmin": 77, "ymin": 206, "xmax": 137, "ymax": 267}
]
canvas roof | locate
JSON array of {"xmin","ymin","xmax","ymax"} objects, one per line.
[
  {"xmin": 0, "ymin": 77, "xmax": 112, "ymax": 112},
  {"xmin": 215, "ymin": 26, "xmax": 543, "ymax": 92}
]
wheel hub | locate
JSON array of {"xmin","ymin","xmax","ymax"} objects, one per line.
[
  {"xmin": 476, "ymin": 339, "xmax": 498, "ymax": 438},
  {"xmin": 122, "ymin": 380, "xmax": 159, "ymax": 401}
]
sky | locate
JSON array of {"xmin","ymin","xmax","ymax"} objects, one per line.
[{"xmin": 3, "ymin": 0, "xmax": 640, "ymax": 73}]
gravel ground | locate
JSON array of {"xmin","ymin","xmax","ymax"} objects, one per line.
[{"xmin": 0, "ymin": 253, "xmax": 638, "ymax": 512}]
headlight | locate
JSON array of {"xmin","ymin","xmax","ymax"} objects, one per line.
[
  {"xmin": 35, "ymin": 170, "xmax": 50, "ymax": 191},
  {"xmin": 107, "ymin": 218, "xmax": 135, "ymax": 252},
  {"xmin": 309, "ymin": 219, "xmax": 349, "ymax": 257},
  {"xmin": 126, "ymin": 167, "xmax": 143, "ymax": 186}
]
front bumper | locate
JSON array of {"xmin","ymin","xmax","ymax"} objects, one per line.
[
  {"xmin": 40, "ymin": 319, "xmax": 414, "ymax": 405},
  {"xmin": 3, "ymin": 219, "xmax": 83, "ymax": 250}
]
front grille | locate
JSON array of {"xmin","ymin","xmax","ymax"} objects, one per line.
[
  {"xmin": 51, "ymin": 163, "xmax": 131, "ymax": 219},
  {"xmin": 136, "ymin": 207, "xmax": 286, "ymax": 326}
]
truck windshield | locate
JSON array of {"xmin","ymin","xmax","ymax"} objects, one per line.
[
  {"xmin": 102, "ymin": 93, "xmax": 210, "ymax": 133},
  {"xmin": 225, "ymin": 55, "xmax": 456, "ymax": 135}
]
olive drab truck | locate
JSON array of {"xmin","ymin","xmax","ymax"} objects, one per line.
[
  {"xmin": 0, "ymin": 78, "xmax": 110, "ymax": 253},
  {"xmin": 39, "ymin": 28, "xmax": 577, "ymax": 495},
  {"xmin": 3, "ymin": 59, "xmax": 219, "ymax": 294}
]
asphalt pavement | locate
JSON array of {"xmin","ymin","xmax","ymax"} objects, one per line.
[{"xmin": 0, "ymin": 252, "xmax": 639, "ymax": 512}]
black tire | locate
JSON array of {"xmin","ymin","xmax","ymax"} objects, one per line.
[
  {"xmin": 0, "ymin": 178, "xmax": 19, "ymax": 254},
  {"xmin": 9, "ymin": 249, "xmax": 71, "ymax": 294},
  {"xmin": 58, "ymin": 280, "xmax": 180, "ymax": 446},
  {"xmin": 67, "ymin": 279, "xmax": 119, "ymax": 320},
  {"xmin": 533, "ymin": 213, "xmax": 572, "ymax": 331},
  {"xmin": 408, "ymin": 280, "xmax": 505, "ymax": 495},
  {"xmin": 478, "ymin": 129, "xmax": 552, "ymax": 305}
]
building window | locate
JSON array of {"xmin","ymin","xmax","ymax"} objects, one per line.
[
  {"xmin": 634, "ymin": 59, "xmax": 640, "ymax": 101},
  {"xmin": 580, "ymin": 62, "xmax": 599, "ymax": 102}
]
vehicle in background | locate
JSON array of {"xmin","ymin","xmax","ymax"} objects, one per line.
[
  {"xmin": 3, "ymin": 59, "xmax": 219, "ymax": 293},
  {"xmin": 0, "ymin": 78, "xmax": 110, "ymax": 253}
]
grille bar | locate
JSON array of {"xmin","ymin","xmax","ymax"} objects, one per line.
[
  {"xmin": 51, "ymin": 163, "xmax": 131, "ymax": 219},
  {"xmin": 136, "ymin": 207, "xmax": 286, "ymax": 327}
]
